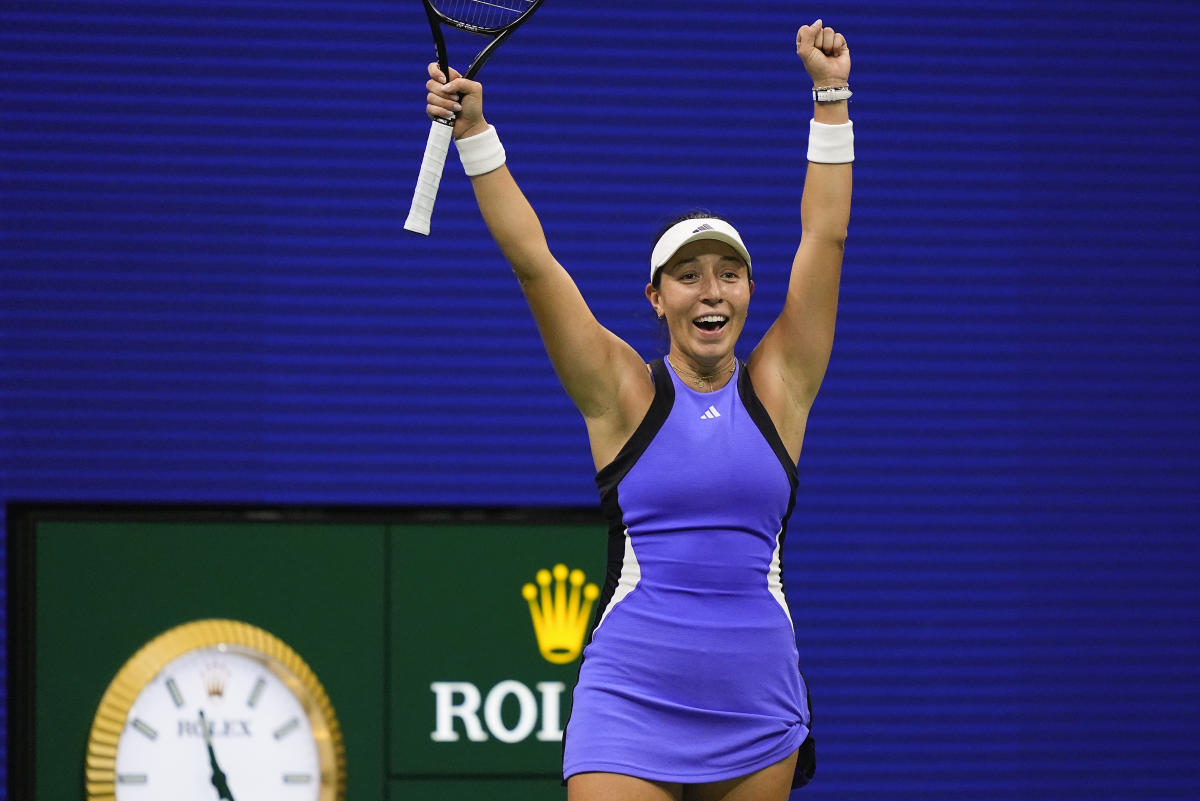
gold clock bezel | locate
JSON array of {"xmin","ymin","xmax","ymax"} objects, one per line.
[{"xmin": 84, "ymin": 618, "xmax": 346, "ymax": 801}]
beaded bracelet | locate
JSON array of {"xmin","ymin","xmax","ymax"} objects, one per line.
[{"xmin": 812, "ymin": 85, "xmax": 852, "ymax": 103}]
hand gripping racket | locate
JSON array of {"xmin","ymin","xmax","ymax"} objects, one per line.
[{"xmin": 404, "ymin": 0, "xmax": 546, "ymax": 235}]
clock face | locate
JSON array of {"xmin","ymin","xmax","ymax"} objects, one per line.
[
  {"xmin": 113, "ymin": 645, "xmax": 325, "ymax": 800},
  {"xmin": 86, "ymin": 620, "xmax": 344, "ymax": 801}
]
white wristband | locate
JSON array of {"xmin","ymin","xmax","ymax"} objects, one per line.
[
  {"xmin": 455, "ymin": 124, "xmax": 506, "ymax": 176},
  {"xmin": 807, "ymin": 119, "xmax": 854, "ymax": 164}
]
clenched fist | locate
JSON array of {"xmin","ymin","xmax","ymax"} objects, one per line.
[{"xmin": 797, "ymin": 19, "xmax": 850, "ymax": 88}]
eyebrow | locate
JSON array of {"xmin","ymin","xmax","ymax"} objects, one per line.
[{"xmin": 670, "ymin": 255, "xmax": 745, "ymax": 269}]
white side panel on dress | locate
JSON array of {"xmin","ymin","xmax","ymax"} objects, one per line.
[{"xmin": 594, "ymin": 526, "xmax": 641, "ymax": 631}]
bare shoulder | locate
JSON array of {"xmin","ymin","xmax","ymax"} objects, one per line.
[{"xmin": 582, "ymin": 356, "xmax": 657, "ymax": 472}]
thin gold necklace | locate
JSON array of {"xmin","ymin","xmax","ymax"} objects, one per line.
[{"xmin": 669, "ymin": 356, "xmax": 736, "ymax": 392}]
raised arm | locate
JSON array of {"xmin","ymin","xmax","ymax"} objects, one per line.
[
  {"xmin": 750, "ymin": 20, "xmax": 852, "ymax": 450},
  {"xmin": 425, "ymin": 65, "xmax": 652, "ymax": 464}
]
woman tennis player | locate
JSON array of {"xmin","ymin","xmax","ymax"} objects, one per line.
[{"xmin": 425, "ymin": 18, "xmax": 852, "ymax": 801}]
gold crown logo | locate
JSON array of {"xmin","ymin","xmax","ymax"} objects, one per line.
[
  {"xmin": 522, "ymin": 564, "xmax": 600, "ymax": 665},
  {"xmin": 202, "ymin": 664, "xmax": 229, "ymax": 699}
]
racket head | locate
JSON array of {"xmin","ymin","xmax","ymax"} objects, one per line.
[{"xmin": 426, "ymin": 0, "xmax": 542, "ymax": 36}]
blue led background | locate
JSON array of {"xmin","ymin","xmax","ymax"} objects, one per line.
[{"xmin": 3, "ymin": 1, "xmax": 1199, "ymax": 798}]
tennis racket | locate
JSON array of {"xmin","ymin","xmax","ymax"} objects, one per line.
[{"xmin": 404, "ymin": 0, "xmax": 546, "ymax": 235}]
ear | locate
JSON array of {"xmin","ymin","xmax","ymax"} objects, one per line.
[
  {"xmin": 748, "ymin": 278, "xmax": 755, "ymax": 298},
  {"xmin": 645, "ymin": 282, "xmax": 664, "ymax": 318}
]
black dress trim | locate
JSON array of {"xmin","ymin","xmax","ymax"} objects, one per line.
[
  {"xmin": 736, "ymin": 360, "xmax": 798, "ymax": 490},
  {"xmin": 594, "ymin": 358, "xmax": 675, "ymax": 501}
]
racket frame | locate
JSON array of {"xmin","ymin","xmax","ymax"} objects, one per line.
[{"xmin": 404, "ymin": 0, "xmax": 545, "ymax": 235}]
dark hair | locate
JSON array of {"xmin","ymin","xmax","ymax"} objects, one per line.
[{"xmin": 648, "ymin": 209, "xmax": 735, "ymax": 289}]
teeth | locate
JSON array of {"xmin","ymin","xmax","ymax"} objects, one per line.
[{"xmin": 696, "ymin": 315, "xmax": 727, "ymax": 323}]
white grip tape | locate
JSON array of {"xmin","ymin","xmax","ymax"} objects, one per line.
[
  {"xmin": 455, "ymin": 125, "xmax": 506, "ymax": 176},
  {"xmin": 807, "ymin": 119, "xmax": 854, "ymax": 164},
  {"xmin": 404, "ymin": 120, "xmax": 454, "ymax": 236}
]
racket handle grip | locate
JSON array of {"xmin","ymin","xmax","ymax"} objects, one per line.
[{"xmin": 404, "ymin": 120, "xmax": 455, "ymax": 236}]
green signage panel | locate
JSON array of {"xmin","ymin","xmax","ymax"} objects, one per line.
[
  {"xmin": 388, "ymin": 522, "xmax": 607, "ymax": 777},
  {"xmin": 11, "ymin": 506, "xmax": 606, "ymax": 800},
  {"xmin": 30, "ymin": 519, "xmax": 386, "ymax": 801}
]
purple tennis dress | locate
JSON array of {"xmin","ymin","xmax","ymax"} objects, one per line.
[{"xmin": 563, "ymin": 358, "xmax": 811, "ymax": 784}]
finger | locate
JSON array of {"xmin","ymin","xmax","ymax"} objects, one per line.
[
  {"xmin": 426, "ymin": 62, "xmax": 464, "ymax": 84},
  {"xmin": 427, "ymin": 76, "xmax": 469, "ymax": 107},
  {"xmin": 441, "ymin": 77, "xmax": 479, "ymax": 99},
  {"xmin": 820, "ymin": 26, "xmax": 835, "ymax": 53},
  {"xmin": 426, "ymin": 103, "xmax": 456, "ymax": 122},
  {"xmin": 796, "ymin": 18, "xmax": 821, "ymax": 51},
  {"xmin": 796, "ymin": 26, "xmax": 811, "ymax": 52},
  {"xmin": 426, "ymin": 78, "xmax": 458, "ymax": 103},
  {"xmin": 427, "ymin": 91, "xmax": 462, "ymax": 114},
  {"xmin": 834, "ymin": 32, "xmax": 847, "ymax": 53},
  {"xmin": 425, "ymin": 87, "xmax": 460, "ymax": 121}
]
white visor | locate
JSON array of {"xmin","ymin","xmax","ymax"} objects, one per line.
[{"xmin": 649, "ymin": 218, "xmax": 752, "ymax": 283}]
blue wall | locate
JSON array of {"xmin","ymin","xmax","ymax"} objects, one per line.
[{"xmin": 4, "ymin": 1, "xmax": 1199, "ymax": 798}]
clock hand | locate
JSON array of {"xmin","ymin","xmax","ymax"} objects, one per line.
[{"xmin": 199, "ymin": 710, "xmax": 237, "ymax": 801}]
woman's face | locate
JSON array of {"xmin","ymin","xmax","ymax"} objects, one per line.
[{"xmin": 645, "ymin": 240, "xmax": 754, "ymax": 365}]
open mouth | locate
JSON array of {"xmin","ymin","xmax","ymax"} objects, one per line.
[{"xmin": 693, "ymin": 314, "xmax": 728, "ymax": 333}]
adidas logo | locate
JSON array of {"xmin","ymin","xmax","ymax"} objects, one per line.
[
  {"xmin": 700, "ymin": 405, "xmax": 721, "ymax": 420},
  {"xmin": 522, "ymin": 564, "xmax": 599, "ymax": 665},
  {"xmin": 692, "ymin": 223, "xmax": 714, "ymax": 233}
]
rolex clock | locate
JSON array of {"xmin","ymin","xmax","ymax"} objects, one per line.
[{"xmin": 85, "ymin": 619, "xmax": 346, "ymax": 801}]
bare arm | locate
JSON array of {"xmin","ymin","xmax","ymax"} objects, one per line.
[
  {"xmin": 751, "ymin": 21, "xmax": 853, "ymax": 440},
  {"xmin": 469, "ymin": 161, "xmax": 647, "ymax": 422},
  {"xmin": 425, "ymin": 66, "xmax": 651, "ymax": 447}
]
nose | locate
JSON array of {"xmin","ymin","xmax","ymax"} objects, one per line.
[{"xmin": 699, "ymin": 272, "xmax": 723, "ymax": 303}]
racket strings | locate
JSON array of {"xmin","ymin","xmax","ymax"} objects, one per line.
[{"xmin": 436, "ymin": 0, "xmax": 533, "ymax": 30}]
